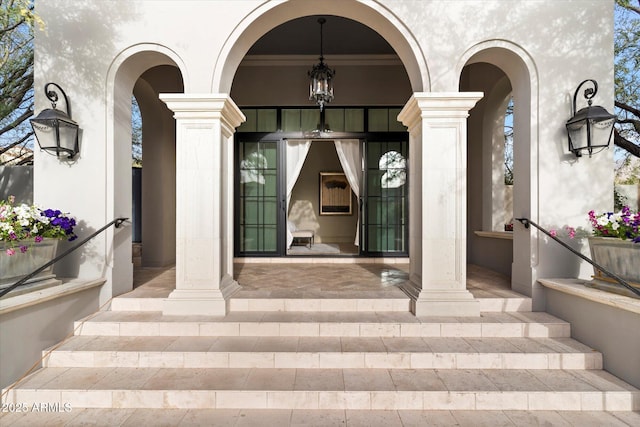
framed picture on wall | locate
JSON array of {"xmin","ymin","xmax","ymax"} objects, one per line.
[{"xmin": 320, "ymin": 172, "xmax": 352, "ymax": 215}]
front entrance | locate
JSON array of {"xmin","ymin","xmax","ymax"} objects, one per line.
[{"xmin": 234, "ymin": 107, "xmax": 408, "ymax": 258}]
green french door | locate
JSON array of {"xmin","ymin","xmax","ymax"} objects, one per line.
[
  {"xmin": 236, "ymin": 140, "xmax": 284, "ymax": 255},
  {"xmin": 361, "ymin": 139, "xmax": 408, "ymax": 255},
  {"xmin": 234, "ymin": 106, "xmax": 409, "ymax": 257}
]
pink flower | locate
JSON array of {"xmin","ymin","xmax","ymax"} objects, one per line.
[
  {"xmin": 549, "ymin": 229, "xmax": 557, "ymax": 237},
  {"xmin": 6, "ymin": 248, "xmax": 15, "ymax": 256},
  {"xmin": 566, "ymin": 226, "xmax": 576, "ymax": 239}
]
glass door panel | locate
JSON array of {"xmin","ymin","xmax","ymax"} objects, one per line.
[
  {"xmin": 362, "ymin": 140, "xmax": 408, "ymax": 255},
  {"xmin": 237, "ymin": 140, "xmax": 281, "ymax": 254}
]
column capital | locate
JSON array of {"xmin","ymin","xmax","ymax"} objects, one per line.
[
  {"xmin": 159, "ymin": 93, "xmax": 246, "ymax": 132},
  {"xmin": 399, "ymin": 92, "xmax": 484, "ymax": 128}
]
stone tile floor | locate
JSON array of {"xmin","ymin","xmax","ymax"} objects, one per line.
[{"xmin": 126, "ymin": 262, "xmax": 518, "ymax": 300}]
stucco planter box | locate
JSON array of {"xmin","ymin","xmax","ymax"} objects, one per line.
[
  {"xmin": 587, "ymin": 237, "xmax": 640, "ymax": 298},
  {"xmin": 0, "ymin": 239, "xmax": 58, "ymax": 288}
]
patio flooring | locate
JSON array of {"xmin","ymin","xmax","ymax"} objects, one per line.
[{"xmin": 126, "ymin": 262, "xmax": 519, "ymax": 301}]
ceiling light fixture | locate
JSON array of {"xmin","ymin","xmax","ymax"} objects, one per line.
[{"xmin": 308, "ymin": 17, "xmax": 335, "ymax": 111}]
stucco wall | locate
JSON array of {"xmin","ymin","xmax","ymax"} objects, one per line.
[
  {"xmin": 0, "ymin": 285, "xmax": 102, "ymax": 389},
  {"xmin": 543, "ymin": 287, "xmax": 640, "ymax": 389},
  {"xmin": 32, "ymin": 0, "xmax": 615, "ymax": 300},
  {"xmin": 616, "ymin": 184, "xmax": 640, "ymax": 210}
]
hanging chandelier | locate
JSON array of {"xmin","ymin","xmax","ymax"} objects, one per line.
[{"xmin": 308, "ymin": 17, "xmax": 335, "ymax": 111}]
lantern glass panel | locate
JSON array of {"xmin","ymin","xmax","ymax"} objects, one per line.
[
  {"xmin": 31, "ymin": 120, "xmax": 58, "ymax": 150},
  {"xmin": 567, "ymin": 120, "xmax": 588, "ymax": 151},
  {"xmin": 590, "ymin": 118, "xmax": 615, "ymax": 148},
  {"xmin": 58, "ymin": 121, "xmax": 78, "ymax": 152}
]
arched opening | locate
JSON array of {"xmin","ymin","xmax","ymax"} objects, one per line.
[
  {"xmin": 213, "ymin": 1, "xmax": 429, "ymax": 95},
  {"xmin": 134, "ymin": 65, "xmax": 182, "ymax": 268},
  {"xmin": 459, "ymin": 44, "xmax": 539, "ymax": 297},
  {"xmin": 229, "ymin": 15, "xmax": 415, "ymax": 258},
  {"xmin": 106, "ymin": 48, "xmax": 185, "ymax": 296},
  {"xmin": 462, "ymin": 63, "xmax": 514, "ymax": 278}
]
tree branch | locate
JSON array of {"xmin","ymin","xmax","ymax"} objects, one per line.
[
  {"xmin": 615, "ymin": 129, "xmax": 640, "ymax": 157},
  {"xmin": 0, "ymin": 16, "xmax": 26, "ymax": 38},
  {"xmin": 0, "ymin": 130, "xmax": 32, "ymax": 156},
  {"xmin": 616, "ymin": 100, "xmax": 640, "ymax": 118},
  {"xmin": 0, "ymin": 107, "xmax": 33, "ymax": 135},
  {"xmin": 626, "ymin": 3, "xmax": 640, "ymax": 14},
  {"xmin": 16, "ymin": 154, "xmax": 33, "ymax": 165}
]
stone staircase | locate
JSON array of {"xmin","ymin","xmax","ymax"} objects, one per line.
[{"xmin": 2, "ymin": 280, "xmax": 640, "ymax": 424}]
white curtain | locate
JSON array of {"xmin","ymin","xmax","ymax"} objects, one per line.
[
  {"xmin": 286, "ymin": 140, "xmax": 312, "ymax": 248},
  {"xmin": 334, "ymin": 140, "xmax": 361, "ymax": 246}
]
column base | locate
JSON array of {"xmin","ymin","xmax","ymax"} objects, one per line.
[
  {"xmin": 402, "ymin": 282, "xmax": 480, "ymax": 317},
  {"xmin": 162, "ymin": 274, "xmax": 241, "ymax": 316}
]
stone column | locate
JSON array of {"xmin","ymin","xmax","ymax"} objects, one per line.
[
  {"xmin": 159, "ymin": 94, "xmax": 245, "ymax": 316},
  {"xmin": 398, "ymin": 92, "xmax": 483, "ymax": 317}
]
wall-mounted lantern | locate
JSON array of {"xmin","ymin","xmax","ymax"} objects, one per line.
[
  {"xmin": 565, "ymin": 79, "xmax": 616, "ymax": 157},
  {"xmin": 30, "ymin": 83, "xmax": 79, "ymax": 159}
]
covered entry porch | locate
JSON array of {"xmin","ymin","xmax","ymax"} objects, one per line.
[
  {"xmin": 160, "ymin": 93, "xmax": 484, "ymax": 318},
  {"xmin": 124, "ymin": 262, "xmax": 528, "ymax": 314}
]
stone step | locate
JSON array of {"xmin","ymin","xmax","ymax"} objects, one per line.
[
  {"xmin": 43, "ymin": 336, "xmax": 602, "ymax": 370},
  {"xmin": 74, "ymin": 311, "xmax": 570, "ymax": 338},
  {"xmin": 227, "ymin": 296, "xmax": 532, "ymax": 313},
  {"xmin": 110, "ymin": 297, "xmax": 164, "ymax": 312},
  {"xmin": 110, "ymin": 296, "xmax": 532, "ymax": 313},
  {"xmin": 229, "ymin": 297, "xmax": 412, "ymax": 312},
  {"xmin": 3, "ymin": 407, "xmax": 639, "ymax": 426},
  {"xmin": 110, "ymin": 297, "xmax": 413, "ymax": 313},
  {"xmin": 5, "ymin": 367, "xmax": 638, "ymax": 411},
  {"xmin": 476, "ymin": 296, "xmax": 532, "ymax": 312}
]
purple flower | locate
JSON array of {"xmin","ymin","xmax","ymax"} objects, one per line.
[
  {"xmin": 19, "ymin": 245, "xmax": 28, "ymax": 253},
  {"xmin": 43, "ymin": 209, "xmax": 62, "ymax": 218},
  {"xmin": 34, "ymin": 235, "xmax": 43, "ymax": 243}
]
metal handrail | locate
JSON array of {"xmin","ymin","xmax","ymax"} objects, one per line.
[
  {"xmin": 515, "ymin": 217, "xmax": 640, "ymax": 297},
  {"xmin": 0, "ymin": 218, "xmax": 128, "ymax": 299}
]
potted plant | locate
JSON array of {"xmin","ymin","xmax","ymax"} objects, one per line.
[
  {"xmin": 586, "ymin": 205, "xmax": 640, "ymax": 295},
  {"xmin": 0, "ymin": 195, "xmax": 77, "ymax": 287}
]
